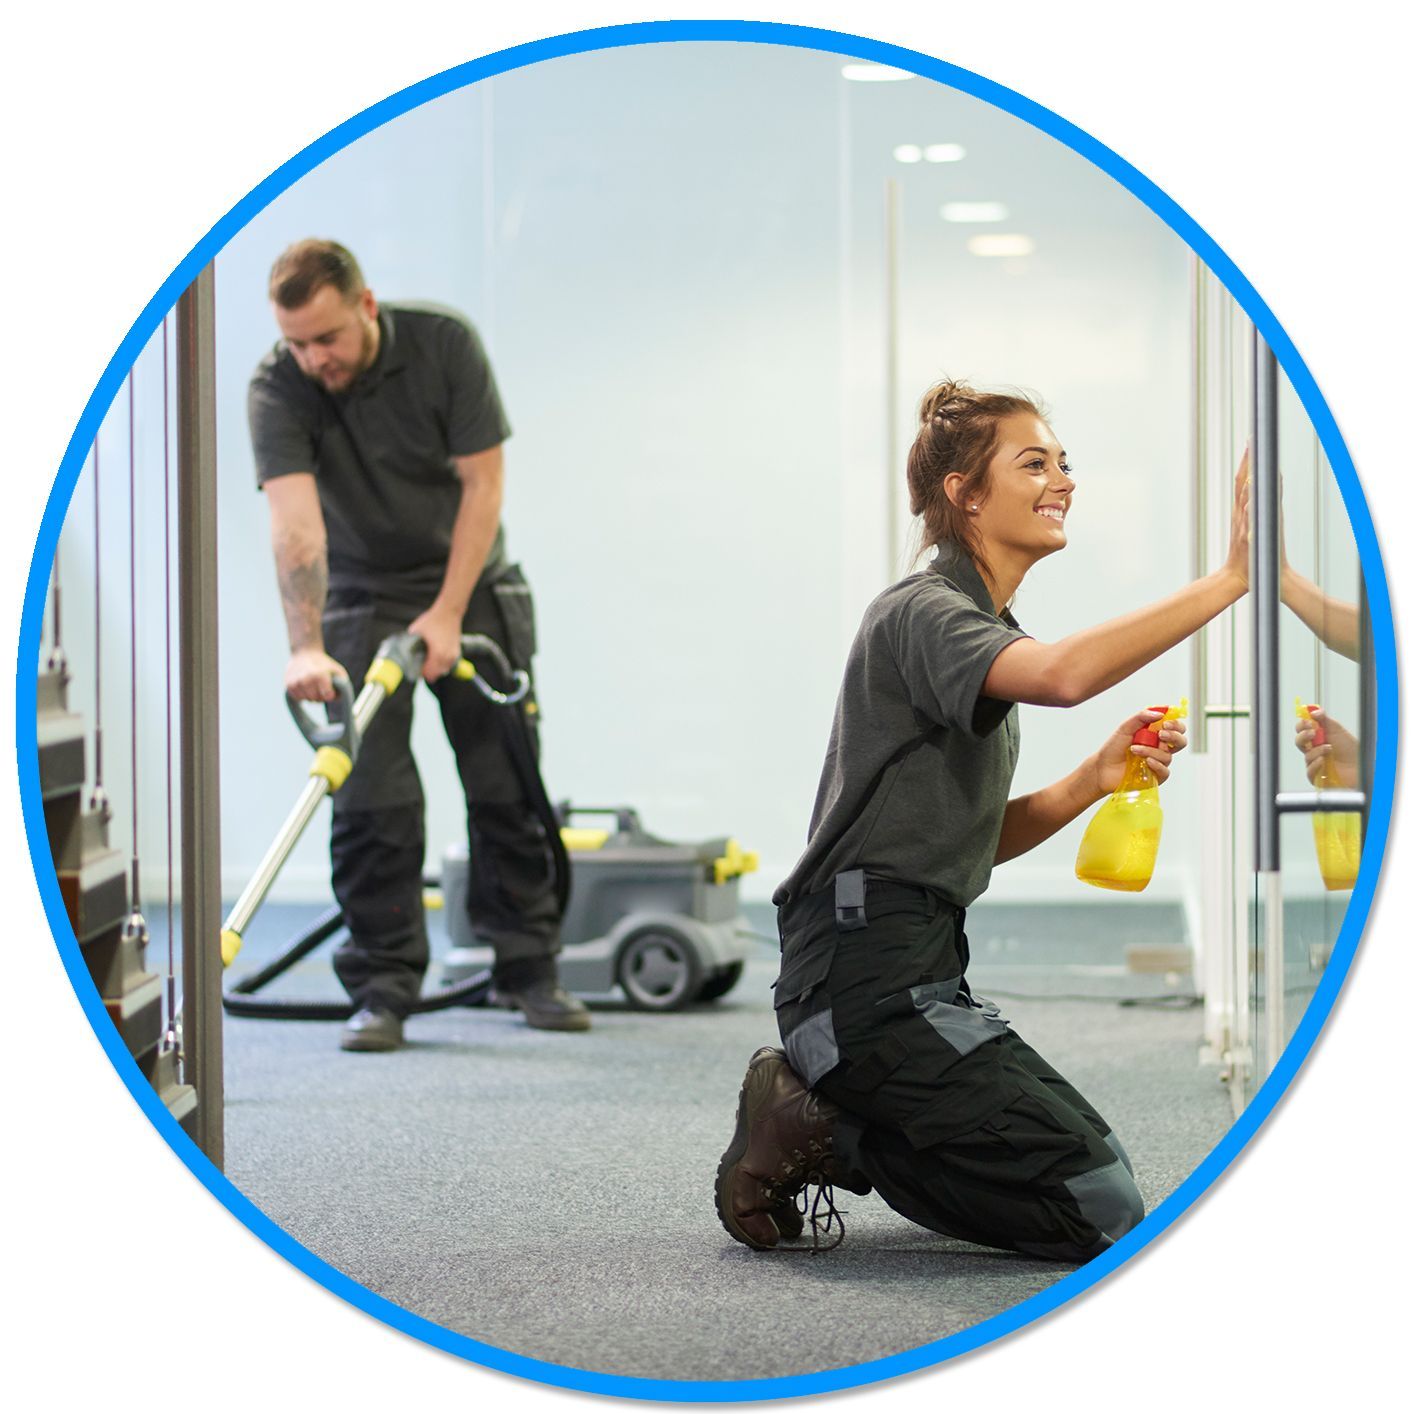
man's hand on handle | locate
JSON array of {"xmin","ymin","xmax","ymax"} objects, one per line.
[
  {"xmin": 407, "ymin": 604, "xmax": 464, "ymax": 682},
  {"xmin": 285, "ymin": 648, "xmax": 348, "ymax": 702}
]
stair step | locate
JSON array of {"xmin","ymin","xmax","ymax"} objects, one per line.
[
  {"xmin": 86, "ymin": 923, "xmax": 151, "ymax": 996},
  {"xmin": 36, "ymin": 681, "xmax": 86, "ymax": 800},
  {"xmin": 37, "ymin": 660, "xmax": 72, "ymax": 713},
  {"xmin": 104, "ymin": 973, "xmax": 163, "ymax": 1058},
  {"xmin": 140, "ymin": 1044, "xmax": 197, "ymax": 1132},
  {"xmin": 57, "ymin": 848, "xmax": 129, "ymax": 944}
]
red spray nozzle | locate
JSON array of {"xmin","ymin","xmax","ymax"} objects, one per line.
[
  {"xmin": 1297, "ymin": 700, "xmax": 1328, "ymax": 747},
  {"xmin": 1131, "ymin": 704, "xmax": 1177, "ymax": 748}
]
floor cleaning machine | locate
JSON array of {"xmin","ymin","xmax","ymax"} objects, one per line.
[
  {"xmin": 220, "ymin": 631, "xmax": 755, "ymax": 1020},
  {"xmin": 441, "ymin": 806, "xmax": 757, "ymax": 1010}
]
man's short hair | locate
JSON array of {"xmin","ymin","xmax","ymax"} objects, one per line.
[{"xmin": 268, "ymin": 239, "xmax": 366, "ymax": 309}]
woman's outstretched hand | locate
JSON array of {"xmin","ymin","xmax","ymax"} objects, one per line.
[
  {"xmin": 1220, "ymin": 448, "xmax": 1251, "ymax": 590},
  {"xmin": 1087, "ymin": 708, "xmax": 1188, "ymax": 797}
]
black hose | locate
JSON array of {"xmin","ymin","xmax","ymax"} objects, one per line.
[
  {"xmin": 222, "ymin": 967, "xmax": 494, "ymax": 1021},
  {"xmin": 224, "ymin": 906, "xmax": 345, "ymax": 996}
]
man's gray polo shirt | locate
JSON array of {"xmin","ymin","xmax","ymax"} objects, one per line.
[
  {"xmin": 775, "ymin": 542, "xmax": 1029, "ymax": 908},
  {"xmin": 248, "ymin": 301, "xmax": 511, "ymax": 608}
]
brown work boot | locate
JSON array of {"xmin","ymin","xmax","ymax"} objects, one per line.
[
  {"xmin": 493, "ymin": 959, "xmax": 592, "ymax": 1032},
  {"xmin": 715, "ymin": 1046, "xmax": 844, "ymax": 1251}
]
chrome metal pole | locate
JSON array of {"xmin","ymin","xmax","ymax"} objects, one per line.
[
  {"xmin": 222, "ymin": 677, "xmax": 391, "ymax": 944},
  {"xmin": 1251, "ymin": 332, "xmax": 1284, "ymax": 1075},
  {"xmin": 884, "ymin": 178, "xmax": 901, "ymax": 573},
  {"xmin": 1191, "ymin": 255, "xmax": 1210, "ymax": 753},
  {"xmin": 1253, "ymin": 333, "xmax": 1281, "ymax": 874},
  {"xmin": 221, "ymin": 779, "xmax": 330, "ymax": 944},
  {"xmin": 177, "ymin": 265, "xmax": 223, "ymax": 1167}
]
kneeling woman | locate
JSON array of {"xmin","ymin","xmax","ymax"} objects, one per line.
[{"xmin": 716, "ymin": 380, "xmax": 1248, "ymax": 1263}]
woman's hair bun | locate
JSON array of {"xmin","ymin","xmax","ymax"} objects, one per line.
[{"xmin": 918, "ymin": 379, "xmax": 975, "ymax": 427}]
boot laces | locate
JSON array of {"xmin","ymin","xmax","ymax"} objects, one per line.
[
  {"xmin": 766, "ymin": 1140, "xmax": 846, "ymax": 1254},
  {"xmin": 793, "ymin": 1171, "xmax": 845, "ymax": 1253}
]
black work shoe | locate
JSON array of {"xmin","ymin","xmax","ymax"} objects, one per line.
[
  {"xmin": 715, "ymin": 1046, "xmax": 846, "ymax": 1252},
  {"xmin": 340, "ymin": 1006, "xmax": 404, "ymax": 1052},
  {"xmin": 495, "ymin": 977, "xmax": 592, "ymax": 1032}
]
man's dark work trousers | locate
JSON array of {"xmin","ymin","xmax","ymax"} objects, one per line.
[
  {"xmin": 322, "ymin": 567, "xmax": 559, "ymax": 1017},
  {"xmin": 774, "ymin": 877, "xmax": 1144, "ymax": 1263}
]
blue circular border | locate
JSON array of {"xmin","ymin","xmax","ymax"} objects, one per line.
[{"xmin": 14, "ymin": 19, "xmax": 1397, "ymax": 1403}]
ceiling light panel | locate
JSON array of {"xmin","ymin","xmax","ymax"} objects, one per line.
[
  {"xmin": 841, "ymin": 64, "xmax": 915, "ymax": 81},
  {"xmin": 967, "ymin": 234, "xmax": 1036, "ymax": 257},
  {"xmin": 942, "ymin": 202, "xmax": 1009, "ymax": 223}
]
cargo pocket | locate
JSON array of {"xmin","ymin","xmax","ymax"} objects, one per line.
[
  {"xmin": 899, "ymin": 1042, "xmax": 1023, "ymax": 1150},
  {"xmin": 490, "ymin": 563, "xmax": 538, "ymax": 669},
  {"xmin": 773, "ymin": 937, "xmax": 839, "ymax": 1087},
  {"xmin": 823, "ymin": 1031, "xmax": 911, "ymax": 1114},
  {"xmin": 967, "ymin": 1092, "xmax": 1095, "ymax": 1183}
]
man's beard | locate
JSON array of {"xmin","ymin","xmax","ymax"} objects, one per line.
[{"xmin": 314, "ymin": 317, "xmax": 377, "ymax": 389}]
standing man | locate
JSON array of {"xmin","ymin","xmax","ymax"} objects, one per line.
[{"xmin": 247, "ymin": 238, "xmax": 589, "ymax": 1051}]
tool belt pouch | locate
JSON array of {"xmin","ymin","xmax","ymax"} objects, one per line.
[{"xmin": 490, "ymin": 563, "xmax": 537, "ymax": 669}]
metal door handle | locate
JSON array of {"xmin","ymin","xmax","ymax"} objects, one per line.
[{"xmin": 1275, "ymin": 789, "xmax": 1365, "ymax": 814}]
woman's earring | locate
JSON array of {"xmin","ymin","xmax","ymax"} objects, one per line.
[{"xmin": 969, "ymin": 504, "xmax": 979, "ymax": 512}]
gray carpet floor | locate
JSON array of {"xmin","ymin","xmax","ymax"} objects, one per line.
[{"xmin": 215, "ymin": 900, "xmax": 1231, "ymax": 1383}]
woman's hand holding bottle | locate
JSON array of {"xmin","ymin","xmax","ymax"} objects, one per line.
[
  {"xmin": 1294, "ymin": 704, "xmax": 1359, "ymax": 790},
  {"xmin": 1087, "ymin": 708, "xmax": 1188, "ymax": 799}
]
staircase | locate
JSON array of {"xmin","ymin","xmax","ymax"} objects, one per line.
[{"xmin": 37, "ymin": 651, "xmax": 196, "ymax": 1134}]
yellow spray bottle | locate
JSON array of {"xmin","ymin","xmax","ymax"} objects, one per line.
[
  {"xmin": 1296, "ymin": 700, "xmax": 1361, "ymax": 891},
  {"xmin": 1075, "ymin": 701, "xmax": 1187, "ymax": 893}
]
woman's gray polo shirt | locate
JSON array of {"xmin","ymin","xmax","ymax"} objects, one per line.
[{"xmin": 774, "ymin": 543, "xmax": 1028, "ymax": 908}]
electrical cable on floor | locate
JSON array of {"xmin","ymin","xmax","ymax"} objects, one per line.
[{"xmin": 981, "ymin": 989, "xmax": 1202, "ymax": 1008}]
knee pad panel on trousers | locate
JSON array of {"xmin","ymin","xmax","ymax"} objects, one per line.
[{"xmin": 1063, "ymin": 1158, "xmax": 1146, "ymax": 1248}]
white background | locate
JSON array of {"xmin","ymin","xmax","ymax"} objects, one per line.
[{"xmin": 2, "ymin": 3, "xmax": 1408, "ymax": 1411}]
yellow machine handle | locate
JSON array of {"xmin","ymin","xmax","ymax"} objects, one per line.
[
  {"xmin": 713, "ymin": 838, "xmax": 759, "ymax": 885},
  {"xmin": 562, "ymin": 826, "xmax": 611, "ymax": 852},
  {"xmin": 309, "ymin": 745, "xmax": 354, "ymax": 792},
  {"xmin": 365, "ymin": 656, "xmax": 407, "ymax": 695}
]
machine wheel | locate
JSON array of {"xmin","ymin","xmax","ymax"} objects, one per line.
[
  {"xmin": 616, "ymin": 928, "xmax": 704, "ymax": 1011},
  {"xmin": 696, "ymin": 961, "xmax": 744, "ymax": 1003}
]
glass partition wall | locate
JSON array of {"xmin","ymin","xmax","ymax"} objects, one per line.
[
  {"xmin": 1193, "ymin": 261, "xmax": 1254, "ymax": 1113},
  {"xmin": 1193, "ymin": 259, "xmax": 1366, "ymax": 1115},
  {"xmin": 1254, "ymin": 352, "xmax": 1365, "ymax": 1090}
]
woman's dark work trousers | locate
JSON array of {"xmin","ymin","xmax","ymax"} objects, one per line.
[
  {"xmin": 774, "ymin": 876, "xmax": 1144, "ymax": 1263},
  {"xmin": 322, "ymin": 567, "xmax": 560, "ymax": 1018}
]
